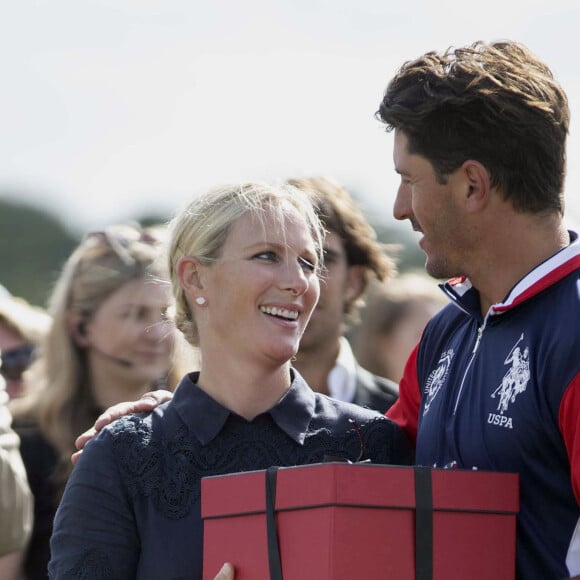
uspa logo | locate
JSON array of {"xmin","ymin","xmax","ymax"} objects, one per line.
[
  {"xmin": 424, "ymin": 349, "xmax": 454, "ymax": 414},
  {"xmin": 491, "ymin": 333, "xmax": 530, "ymax": 416}
]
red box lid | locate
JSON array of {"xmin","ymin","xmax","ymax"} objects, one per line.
[{"xmin": 202, "ymin": 463, "xmax": 519, "ymax": 518}]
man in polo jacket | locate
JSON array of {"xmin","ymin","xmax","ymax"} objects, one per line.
[{"xmin": 379, "ymin": 40, "xmax": 580, "ymax": 579}]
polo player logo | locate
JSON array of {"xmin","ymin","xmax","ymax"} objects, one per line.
[
  {"xmin": 491, "ymin": 333, "xmax": 530, "ymax": 414},
  {"xmin": 424, "ymin": 349, "xmax": 454, "ymax": 415}
]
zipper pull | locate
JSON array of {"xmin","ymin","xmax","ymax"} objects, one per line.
[{"xmin": 472, "ymin": 326, "xmax": 484, "ymax": 354}]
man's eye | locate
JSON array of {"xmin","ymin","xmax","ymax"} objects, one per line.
[{"xmin": 323, "ymin": 251, "xmax": 338, "ymax": 265}]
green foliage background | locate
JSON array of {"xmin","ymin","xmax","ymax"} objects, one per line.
[{"xmin": 0, "ymin": 198, "xmax": 79, "ymax": 307}]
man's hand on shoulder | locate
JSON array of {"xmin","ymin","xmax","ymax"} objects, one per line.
[{"xmin": 71, "ymin": 390, "xmax": 173, "ymax": 465}]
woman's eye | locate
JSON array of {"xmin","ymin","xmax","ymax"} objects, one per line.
[
  {"xmin": 253, "ymin": 251, "xmax": 277, "ymax": 262},
  {"xmin": 121, "ymin": 307, "xmax": 148, "ymax": 322},
  {"xmin": 298, "ymin": 257, "xmax": 316, "ymax": 272}
]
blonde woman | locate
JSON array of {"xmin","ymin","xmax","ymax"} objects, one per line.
[{"xmin": 12, "ymin": 224, "xmax": 183, "ymax": 579}]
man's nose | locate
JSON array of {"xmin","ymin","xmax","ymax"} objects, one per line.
[{"xmin": 393, "ymin": 182, "xmax": 412, "ymax": 221}]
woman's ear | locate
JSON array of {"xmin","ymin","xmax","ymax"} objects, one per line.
[
  {"xmin": 177, "ymin": 256, "xmax": 206, "ymax": 303},
  {"xmin": 67, "ymin": 310, "xmax": 90, "ymax": 347}
]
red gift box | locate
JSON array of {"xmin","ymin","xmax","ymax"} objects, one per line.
[{"xmin": 202, "ymin": 463, "xmax": 519, "ymax": 580}]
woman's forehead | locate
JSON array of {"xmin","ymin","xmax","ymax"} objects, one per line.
[
  {"xmin": 238, "ymin": 204, "xmax": 309, "ymax": 231},
  {"xmin": 224, "ymin": 207, "xmax": 315, "ymax": 248}
]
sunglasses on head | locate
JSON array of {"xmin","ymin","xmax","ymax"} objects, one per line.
[
  {"xmin": 0, "ymin": 343, "xmax": 35, "ymax": 381},
  {"xmin": 83, "ymin": 226, "xmax": 162, "ymax": 267}
]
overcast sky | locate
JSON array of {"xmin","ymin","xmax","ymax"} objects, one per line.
[{"xmin": 1, "ymin": 0, "xmax": 579, "ymax": 234}]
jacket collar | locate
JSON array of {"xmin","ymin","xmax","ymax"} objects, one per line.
[{"xmin": 441, "ymin": 230, "xmax": 580, "ymax": 318}]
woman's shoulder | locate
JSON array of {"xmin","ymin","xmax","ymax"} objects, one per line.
[
  {"xmin": 310, "ymin": 393, "xmax": 401, "ymax": 441},
  {"xmin": 74, "ymin": 413, "xmax": 161, "ymax": 483},
  {"xmin": 92, "ymin": 404, "xmax": 182, "ymax": 466},
  {"xmin": 313, "ymin": 392, "xmax": 387, "ymax": 423},
  {"xmin": 100, "ymin": 412, "xmax": 158, "ymax": 449},
  {"xmin": 311, "ymin": 394, "xmax": 414, "ymax": 465}
]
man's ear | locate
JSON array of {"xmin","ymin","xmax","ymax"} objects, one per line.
[
  {"xmin": 177, "ymin": 256, "xmax": 206, "ymax": 302},
  {"xmin": 462, "ymin": 160, "xmax": 491, "ymax": 212},
  {"xmin": 67, "ymin": 310, "xmax": 90, "ymax": 347},
  {"xmin": 345, "ymin": 265, "xmax": 365, "ymax": 303}
]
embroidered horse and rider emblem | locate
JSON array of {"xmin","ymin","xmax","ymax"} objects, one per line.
[{"xmin": 491, "ymin": 333, "xmax": 530, "ymax": 415}]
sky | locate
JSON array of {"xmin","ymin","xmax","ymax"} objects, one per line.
[{"xmin": 1, "ymin": 0, "xmax": 580, "ymax": 235}]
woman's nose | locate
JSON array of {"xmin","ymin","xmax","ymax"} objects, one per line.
[{"xmin": 280, "ymin": 260, "xmax": 309, "ymax": 296}]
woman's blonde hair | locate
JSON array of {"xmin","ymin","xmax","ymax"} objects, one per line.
[
  {"xmin": 168, "ymin": 182, "xmax": 325, "ymax": 346},
  {"xmin": 14, "ymin": 224, "xmax": 182, "ymax": 494}
]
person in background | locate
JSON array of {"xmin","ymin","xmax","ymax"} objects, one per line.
[
  {"xmin": 0, "ymin": 374, "xmax": 33, "ymax": 580},
  {"xmin": 0, "ymin": 293, "xmax": 51, "ymax": 402},
  {"xmin": 49, "ymin": 182, "xmax": 413, "ymax": 579},
  {"xmin": 287, "ymin": 176, "xmax": 399, "ymax": 412},
  {"xmin": 378, "ymin": 40, "xmax": 580, "ymax": 579},
  {"xmin": 349, "ymin": 272, "xmax": 447, "ymax": 383},
  {"xmin": 11, "ymin": 223, "xmax": 182, "ymax": 579}
]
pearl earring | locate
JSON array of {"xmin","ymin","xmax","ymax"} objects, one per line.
[{"xmin": 195, "ymin": 297, "xmax": 206, "ymax": 305}]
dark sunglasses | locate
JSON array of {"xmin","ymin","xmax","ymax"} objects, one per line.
[{"xmin": 0, "ymin": 344, "xmax": 35, "ymax": 381}]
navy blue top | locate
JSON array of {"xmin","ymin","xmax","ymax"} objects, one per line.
[
  {"xmin": 49, "ymin": 370, "xmax": 413, "ymax": 579},
  {"xmin": 412, "ymin": 233, "xmax": 580, "ymax": 579}
]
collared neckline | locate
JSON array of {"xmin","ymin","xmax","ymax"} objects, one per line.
[
  {"xmin": 171, "ymin": 370, "xmax": 316, "ymax": 446},
  {"xmin": 327, "ymin": 337, "xmax": 358, "ymax": 403}
]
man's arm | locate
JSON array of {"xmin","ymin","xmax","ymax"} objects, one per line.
[
  {"xmin": 0, "ymin": 385, "xmax": 33, "ymax": 563},
  {"xmin": 557, "ymin": 372, "xmax": 580, "ymax": 578},
  {"xmin": 385, "ymin": 345, "xmax": 421, "ymax": 444},
  {"xmin": 558, "ymin": 372, "xmax": 580, "ymax": 504},
  {"xmin": 0, "ymin": 447, "xmax": 32, "ymax": 557},
  {"xmin": 0, "ymin": 414, "xmax": 33, "ymax": 580}
]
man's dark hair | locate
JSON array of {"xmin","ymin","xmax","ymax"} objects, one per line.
[
  {"xmin": 377, "ymin": 40, "xmax": 569, "ymax": 214},
  {"xmin": 287, "ymin": 176, "xmax": 396, "ymax": 315}
]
